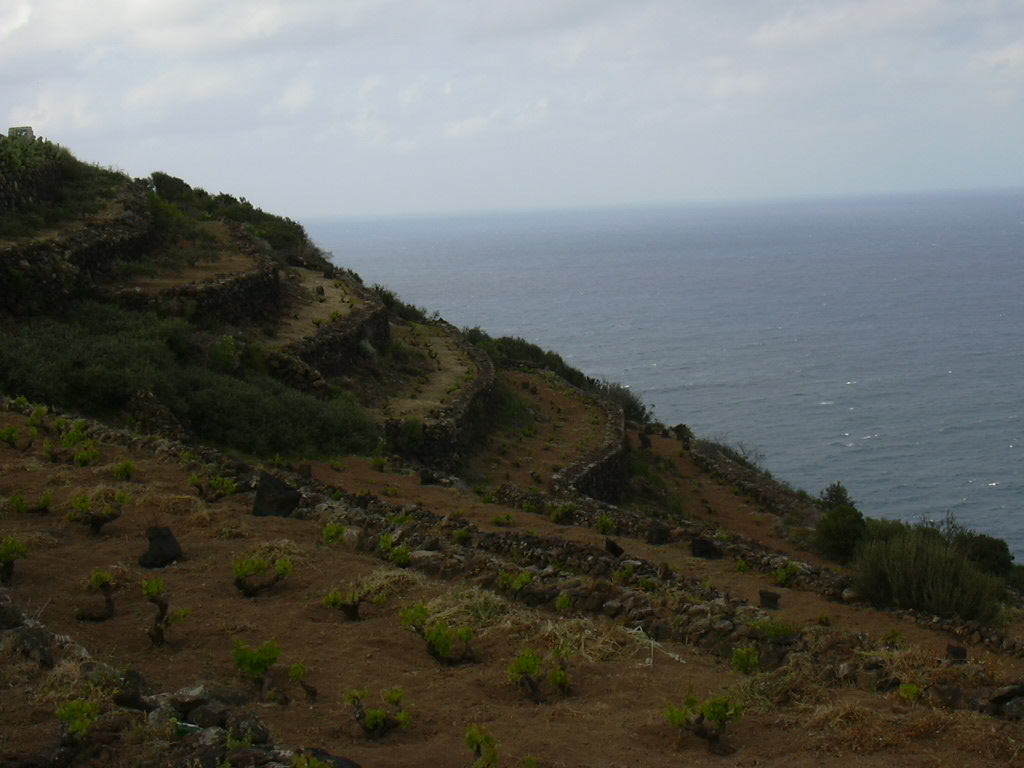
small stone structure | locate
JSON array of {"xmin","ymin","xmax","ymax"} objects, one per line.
[{"xmin": 7, "ymin": 126, "xmax": 34, "ymax": 139}]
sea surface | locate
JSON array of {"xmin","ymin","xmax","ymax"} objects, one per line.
[{"xmin": 306, "ymin": 190, "xmax": 1024, "ymax": 557}]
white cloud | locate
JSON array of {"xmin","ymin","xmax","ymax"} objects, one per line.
[
  {"xmin": 279, "ymin": 79, "xmax": 316, "ymax": 113},
  {"xmin": 445, "ymin": 114, "xmax": 491, "ymax": 139},
  {"xmin": 0, "ymin": 2, "xmax": 31, "ymax": 39}
]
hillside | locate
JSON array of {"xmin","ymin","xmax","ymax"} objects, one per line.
[{"xmin": 2, "ymin": 134, "xmax": 1024, "ymax": 768}]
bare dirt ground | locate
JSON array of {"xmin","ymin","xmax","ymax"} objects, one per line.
[{"xmin": 3, "ymin": 375, "xmax": 1024, "ymax": 768}]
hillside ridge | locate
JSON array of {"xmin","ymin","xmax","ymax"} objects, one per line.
[{"xmin": 1, "ymin": 134, "xmax": 1023, "ymax": 768}]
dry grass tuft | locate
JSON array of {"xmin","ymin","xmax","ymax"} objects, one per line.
[
  {"xmin": 246, "ymin": 538, "xmax": 305, "ymax": 564},
  {"xmin": 808, "ymin": 700, "xmax": 1024, "ymax": 762},
  {"xmin": 737, "ymin": 652, "xmax": 833, "ymax": 711},
  {"xmin": 355, "ymin": 565, "xmax": 426, "ymax": 601}
]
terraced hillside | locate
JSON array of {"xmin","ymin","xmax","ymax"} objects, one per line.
[{"xmin": 2, "ymin": 139, "xmax": 1024, "ymax": 768}]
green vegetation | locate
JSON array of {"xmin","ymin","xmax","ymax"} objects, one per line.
[
  {"xmin": 371, "ymin": 284, "xmax": 431, "ymax": 323},
  {"xmin": 143, "ymin": 577, "xmax": 189, "ymax": 646},
  {"xmin": 731, "ymin": 647, "xmax": 761, "ymax": 674},
  {"xmin": 666, "ymin": 694, "xmax": 744, "ymax": 746},
  {"xmin": 0, "ymin": 535, "xmax": 29, "ymax": 584},
  {"xmin": 463, "ymin": 327, "xmax": 651, "ymax": 424},
  {"xmin": 507, "ymin": 648, "xmax": 572, "ymax": 703},
  {"xmin": 232, "ymin": 639, "xmax": 281, "ymax": 684},
  {"xmin": 400, "ymin": 603, "xmax": 476, "ymax": 664},
  {"xmin": 465, "ymin": 725, "xmax": 500, "ymax": 768},
  {"xmin": 811, "ymin": 480, "xmax": 1015, "ymax": 623},
  {"xmin": 149, "ymin": 171, "xmax": 307, "ymax": 255},
  {"xmin": 233, "ymin": 555, "xmax": 293, "ymax": 597},
  {"xmin": 56, "ymin": 698, "xmax": 101, "ymax": 740},
  {"xmin": 113, "ymin": 460, "xmax": 136, "ymax": 481},
  {"xmin": 346, "ymin": 688, "xmax": 411, "ymax": 739},
  {"xmin": 322, "ymin": 522, "xmax": 347, "ymax": 544},
  {"xmin": 854, "ymin": 527, "xmax": 1004, "ymax": 624},
  {"xmin": 0, "ymin": 134, "xmax": 126, "ymax": 237},
  {"xmin": 0, "ymin": 301, "xmax": 379, "ymax": 457}
]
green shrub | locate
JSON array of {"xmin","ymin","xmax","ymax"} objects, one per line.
[
  {"xmin": 0, "ymin": 301, "xmax": 380, "ymax": 457},
  {"xmin": 232, "ymin": 556, "xmax": 293, "ymax": 596},
  {"xmin": 0, "ymin": 535, "xmax": 28, "ymax": 584},
  {"xmin": 465, "ymin": 724, "xmax": 499, "ymax": 768},
  {"xmin": 701, "ymin": 695, "xmax": 744, "ymax": 730},
  {"xmin": 507, "ymin": 648, "xmax": 542, "ymax": 684},
  {"xmin": 773, "ymin": 563, "xmax": 800, "ymax": 587},
  {"xmin": 813, "ymin": 504, "xmax": 866, "ymax": 563},
  {"xmin": 597, "ymin": 515, "xmax": 615, "ymax": 535},
  {"xmin": 853, "ymin": 528, "xmax": 1004, "ymax": 624},
  {"xmin": 731, "ymin": 646, "xmax": 761, "ymax": 674},
  {"xmin": 113, "ymin": 460, "xmax": 136, "ymax": 481},
  {"xmin": 322, "ymin": 523, "xmax": 346, "ymax": 544},
  {"xmin": 56, "ymin": 699, "xmax": 100, "ymax": 739},
  {"xmin": 818, "ymin": 481, "xmax": 855, "ymax": 508},
  {"xmin": 347, "ymin": 687, "xmax": 411, "ymax": 738},
  {"xmin": 232, "ymin": 639, "xmax": 281, "ymax": 682}
]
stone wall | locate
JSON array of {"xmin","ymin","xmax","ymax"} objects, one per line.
[
  {"xmin": 106, "ymin": 222, "xmax": 282, "ymax": 325},
  {"xmin": 0, "ymin": 182, "xmax": 154, "ymax": 316},
  {"xmin": 690, "ymin": 439, "xmax": 821, "ymax": 527},
  {"xmin": 384, "ymin": 322, "xmax": 497, "ymax": 470},
  {"xmin": 283, "ymin": 277, "xmax": 390, "ymax": 376},
  {"xmin": 550, "ymin": 391, "xmax": 629, "ymax": 503}
]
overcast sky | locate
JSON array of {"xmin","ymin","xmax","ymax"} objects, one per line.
[{"xmin": 4, "ymin": 0, "xmax": 1024, "ymax": 218}]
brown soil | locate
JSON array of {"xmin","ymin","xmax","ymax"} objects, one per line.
[{"xmin": 3, "ymin": 380, "xmax": 1024, "ymax": 768}]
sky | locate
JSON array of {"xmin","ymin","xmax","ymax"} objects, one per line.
[{"xmin": 4, "ymin": 0, "xmax": 1024, "ymax": 219}]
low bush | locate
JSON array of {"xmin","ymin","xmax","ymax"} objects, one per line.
[
  {"xmin": 232, "ymin": 639, "xmax": 281, "ymax": 686},
  {"xmin": 0, "ymin": 301, "xmax": 380, "ymax": 458},
  {"xmin": 853, "ymin": 528, "xmax": 1004, "ymax": 624},
  {"xmin": 347, "ymin": 688, "xmax": 411, "ymax": 739},
  {"xmin": 812, "ymin": 504, "xmax": 866, "ymax": 563}
]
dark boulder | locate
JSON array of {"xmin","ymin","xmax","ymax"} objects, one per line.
[
  {"xmin": 646, "ymin": 521, "xmax": 672, "ymax": 545},
  {"xmin": 604, "ymin": 538, "xmax": 625, "ymax": 558},
  {"xmin": 139, "ymin": 526, "xmax": 183, "ymax": 568},
  {"xmin": 690, "ymin": 537, "xmax": 723, "ymax": 559},
  {"xmin": 252, "ymin": 472, "xmax": 301, "ymax": 518}
]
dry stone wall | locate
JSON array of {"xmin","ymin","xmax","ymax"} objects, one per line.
[
  {"xmin": 384, "ymin": 322, "xmax": 497, "ymax": 470},
  {"xmin": 283, "ymin": 275, "xmax": 390, "ymax": 375},
  {"xmin": 0, "ymin": 182, "xmax": 154, "ymax": 316}
]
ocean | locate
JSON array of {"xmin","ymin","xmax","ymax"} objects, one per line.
[{"xmin": 305, "ymin": 190, "xmax": 1024, "ymax": 558}]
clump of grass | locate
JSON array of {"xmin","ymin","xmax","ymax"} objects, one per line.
[
  {"xmin": 322, "ymin": 522, "xmax": 347, "ymax": 544},
  {"xmin": 112, "ymin": 460, "xmax": 136, "ymax": 481},
  {"xmin": 731, "ymin": 646, "xmax": 761, "ymax": 675}
]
